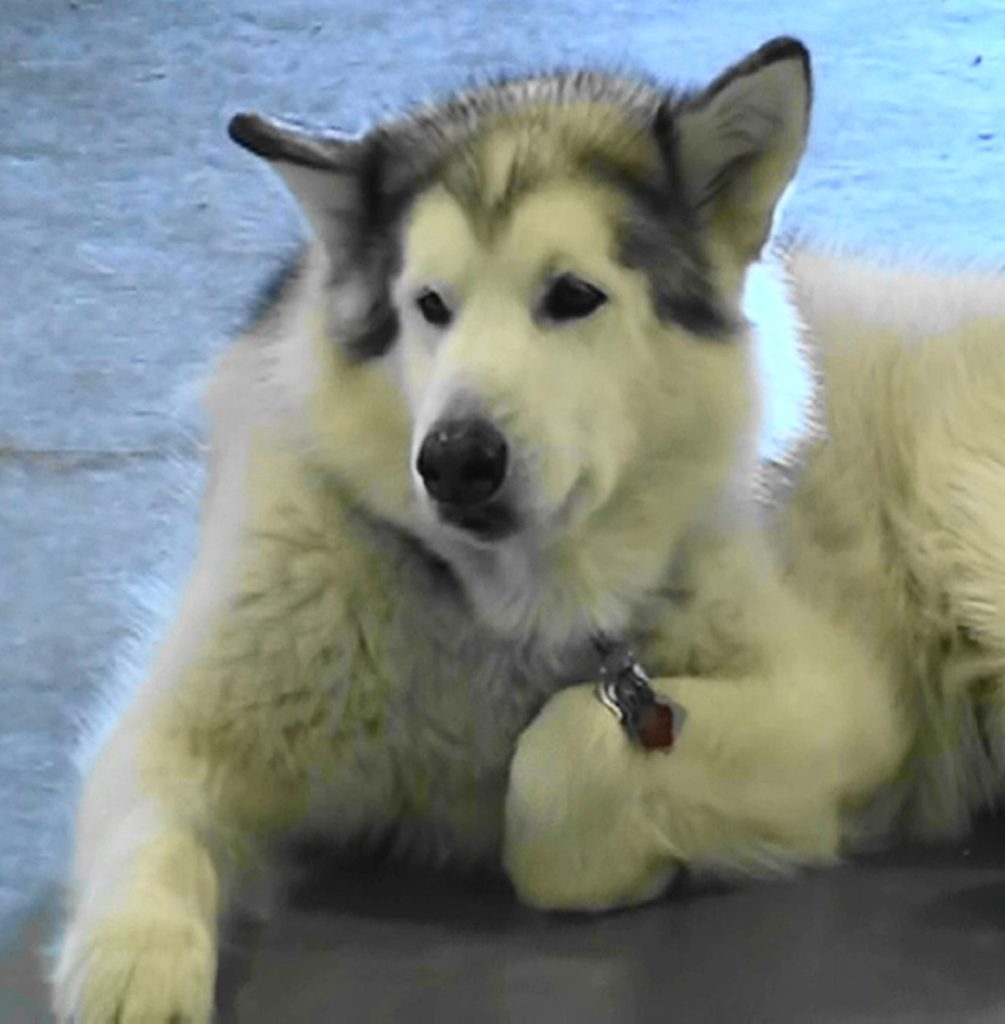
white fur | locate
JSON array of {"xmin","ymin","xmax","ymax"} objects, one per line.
[{"xmin": 52, "ymin": 43, "xmax": 1005, "ymax": 1022}]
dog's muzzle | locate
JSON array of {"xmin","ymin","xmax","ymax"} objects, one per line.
[{"xmin": 416, "ymin": 417, "xmax": 516, "ymax": 540}]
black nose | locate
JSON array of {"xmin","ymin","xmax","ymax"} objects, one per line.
[{"xmin": 416, "ymin": 418, "xmax": 509, "ymax": 506}]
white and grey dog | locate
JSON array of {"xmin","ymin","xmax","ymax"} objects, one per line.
[{"xmin": 54, "ymin": 37, "xmax": 1005, "ymax": 1022}]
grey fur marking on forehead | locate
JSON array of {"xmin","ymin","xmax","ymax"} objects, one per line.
[
  {"xmin": 489, "ymin": 74, "xmax": 665, "ymax": 128},
  {"xmin": 368, "ymin": 69, "xmax": 678, "ymax": 205},
  {"xmin": 391, "ymin": 70, "xmax": 670, "ymax": 137}
]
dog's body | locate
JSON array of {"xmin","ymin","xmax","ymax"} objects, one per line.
[{"xmin": 53, "ymin": 39, "xmax": 1005, "ymax": 1022}]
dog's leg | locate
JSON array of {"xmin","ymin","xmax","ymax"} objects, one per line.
[
  {"xmin": 51, "ymin": 636, "xmax": 346, "ymax": 1024},
  {"xmin": 52, "ymin": 724, "xmax": 222, "ymax": 1024},
  {"xmin": 51, "ymin": 624, "xmax": 365, "ymax": 1024},
  {"xmin": 505, "ymin": 667, "xmax": 905, "ymax": 911},
  {"xmin": 52, "ymin": 447, "xmax": 384, "ymax": 1021},
  {"xmin": 504, "ymin": 578, "xmax": 909, "ymax": 911}
]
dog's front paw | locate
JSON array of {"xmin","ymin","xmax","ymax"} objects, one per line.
[
  {"xmin": 504, "ymin": 684, "xmax": 680, "ymax": 912},
  {"xmin": 53, "ymin": 906, "xmax": 216, "ymax": 1023}
]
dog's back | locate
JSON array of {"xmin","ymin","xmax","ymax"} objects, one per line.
[{"xmin": 784, "ymin": 251, "xmax": 1005, "ymax": 838}]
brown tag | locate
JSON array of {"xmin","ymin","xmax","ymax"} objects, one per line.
[
  {"xmin": 637, "ymin": 701, "xmax": 677, "ymax": 750},
  {"xmin": 593, "ymin": 637, "xmax": 684, "ymax": 752}
]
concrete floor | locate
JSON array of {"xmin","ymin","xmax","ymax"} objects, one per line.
[
  {"xmin": 2, "ymin": 0, "xmax": 1005, "ymax": 1019},
  {"xmin": 5, "ymin": 824, "xmax": 1005, "ymax": 1022}
]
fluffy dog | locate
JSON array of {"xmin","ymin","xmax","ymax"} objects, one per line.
[{"xmin": 53, "ymin": 37, "xmax": 1005, "ymax": 1022}]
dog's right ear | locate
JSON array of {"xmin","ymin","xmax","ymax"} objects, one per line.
[
  {"xmin": 230, "ymin": 113, "xmax": 406, "ymax": 359},
  {"xmin": 229, "ymin": 112, "xmax": 371, "ymax": 256}
]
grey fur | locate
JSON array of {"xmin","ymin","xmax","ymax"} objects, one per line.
[{"xmin": 245, "ymin": 247, "xmax": 305, "ymax": 331}]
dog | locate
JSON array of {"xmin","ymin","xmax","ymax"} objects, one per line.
[{"xmin": 52, "ymin": 36, "xmax": 1005, "ymax": 1021}]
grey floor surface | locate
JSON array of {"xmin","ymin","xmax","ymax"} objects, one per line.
[
  {"xmin": 3, "ymin": 0, "xmax": 1005, "ymax": 1019},
  {"xmin": 5, "ymin": 823, "xmax": 1005, "ymax": 1022}
]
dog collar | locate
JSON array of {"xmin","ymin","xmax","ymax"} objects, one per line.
[{"xmin": 592, "ymin": 634, "xmax": 685, "ymax": 751}]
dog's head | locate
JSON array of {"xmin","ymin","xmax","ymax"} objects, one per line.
[{"xmin": 230, "ymin": 38, "xmax": 811, "ymax": 649}]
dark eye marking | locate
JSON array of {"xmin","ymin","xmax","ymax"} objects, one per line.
[
  {"xmin": 416, "ymin": 288, "xmax": 453, "ymax": 327},
  {"xmin": 540, "ymin": 273, "xmax": 608, "ymax": 323}
]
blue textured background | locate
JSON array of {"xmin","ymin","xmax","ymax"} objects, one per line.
[{"xmin": 2, "ymin": 0, "xmax": 1004, "ymax": 937}]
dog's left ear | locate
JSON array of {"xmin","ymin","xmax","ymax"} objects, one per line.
[{"xmin": 667, "ymin": 37, "xmax": 812, "ymax": 263}]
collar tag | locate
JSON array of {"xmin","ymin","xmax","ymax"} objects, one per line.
[{"xmin": 593, "ymin": 636, "xmax": 685, "ymax": 751}]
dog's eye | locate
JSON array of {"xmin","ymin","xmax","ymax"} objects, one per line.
[
  {"xmin": 416, "ymin": 289, "xmax": 453, "ymax": 328},
  {"xmin": 541, "ymin": 274, "xmax": 608, "ymax": 323}
]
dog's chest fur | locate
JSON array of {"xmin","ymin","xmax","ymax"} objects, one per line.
[{"xmin": 289, "ymin": 505, "xmax": 599, "ymax": 862}]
